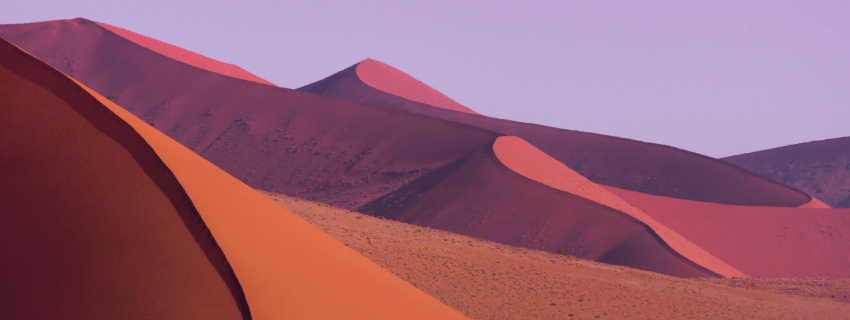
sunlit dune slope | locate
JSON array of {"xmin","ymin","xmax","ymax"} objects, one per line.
[
  {"xmin": 301, "ymin": 58, "xmax": 477, "ymax": 114},
  {"xmin": 356, "ymin": 58, "xmax": 477, "ymax": 114},
  {"xmin": 0, "ymin": 37, "xmax": 469, "ymax": 320},
  {"xmin": 271, "ymin": 193, "xmax": 850, "ymax": 320},
  {"xmin": 0, "ymin": 37, "xmax": 244, "ymax": 320},
  {"xmin": 799, "ymin": 197, "xmax": 831, "ymax": 208},
  {"xmin": 605, "ymin": 186, "xmax": 850, "ymax": 278},
  {"xmin": 493, "ymin": 136, "xmax": 744, "ymax": 278},
  {"xmin": 360, "ymin": 137, "xmax": 719, "ymax": 278},
  {"xmin": 95, "ymin": 20, "xmax": 275, "ymax": 85},
  {"xmin": 298, "ymin": 61, "xmax": 812, "ymax": 208},
  {"xmin": 0, "ymin": 18, "xmax": 500, "ymax": 209},
  {"xmin": 724, "ymin": 137, "xmax": 850, "ymax": 208}
]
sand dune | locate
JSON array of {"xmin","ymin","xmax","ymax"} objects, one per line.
[
  {"xmin": 301, "ymin": 58, "xmax": 477, "ymax": 114},
  {"xmin": 493, "ymin": 136, "xmax": 744, "ymax": 278},
  {"xmin": 0, "ymin": 37, "xmax": 469, "ymax": 319},
  {"xmin": 360, "ymin": 137, "xmax": 721, "ymax": 277},
  {"xmin": 1, "ymin": 18, "xmax": 813, "ymax": 210},
  {"xmin": 605, "ymin": 185, "xmax": 850, "ymax": 278},
  {"xmin": 0, "ymin": 18, "xmax": 500, "ymax": 210},
  {"xmin": 799, "ymin": 197, "xmax": 831, "ymax": 208},
  {"xmin": 298, "ymin": 60, "xmax": 813, "ymax": 207},
  {"xmin": 355, "ymin": 58, "xmax": 477, "ymax": 114},
  {"xmin": 94, "ymin": 20, "xmax": 275, "ymax": 85},
  {"xmin": 725, "ymin": 137, "xmax": 850, "ymax": 208},
  {"xmin": 0, "ymin": 34, "xmax": 244, "ymax": 320}
]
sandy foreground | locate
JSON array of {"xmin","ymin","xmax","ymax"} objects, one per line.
[{"xmin": 268, "ymin": 191, "xmax": 850, "ymax": 320}]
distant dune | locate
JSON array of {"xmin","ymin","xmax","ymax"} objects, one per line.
[
  {"xmin": 0, "ymin": 37, "xmax": 469, "ymax": 319},
  {"xmin": 360, "ymin": 137, "xmax": 724, "ymax": 277},
  {"xmin": 355, "ymin": 58, "xmax": 478, "ymax": 114},
  {"xmin": 493, "ymin": 136, "xmax": 743, "ymax": 278},
  {"xmin": 724, "ymin": 137, "xmax": 850, "ymax": 208},
  {"xmin": 301, "ymin": 58, "xmax": 477, "ymax": 114},
  {"xmin": 0, "ymin": 18, "xmax": 501, "ymax": 209},
  {"xmin": 95, "ymin": 20, "xmax": 275, "ymax": 85},
  {"xmin": 4, "ymin": 18, "xmax": 843, "ymax": 285},
  {"xmin": 605, "ymin": 186, "xmax": 850, "ymax": 278},
  {"xmin": 298, "ymin": 59, "xmax": 813, "ymax": 207}
]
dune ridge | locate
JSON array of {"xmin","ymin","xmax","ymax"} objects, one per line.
[
  {"xmin": 93, "ymin": 19, "xmax": 275, "ymax": 86},
  {"xmin": 799, "ymin": 197, "xmax": 831, "ymax": 209},
  {"xmin": 0, "ymin": 36, "xmax": 246, "ymax": 319},
  {"xmin": 492, "ymin": 136, "xmax": 745, "ymax": 278},
  {"xmin": 360, "ymin": 139, "xmax": 721, "ymax": 277},
  {"xmin": 1, "ymin": 19, "xmax": 813, "ymax": 209},
  {"xmin": 355, "ymin": 58, "xmax": 477, "ymax": 114},
  {"xmin": 605, "ymin": 185, "xmax": 850, "ymax": 278},
  {"xmin": 299, "ymin": 59, "xmax": 813, "ymax": 207},
  {"xmin": 0, "ymin": 18, "xmax": 502, "ymax": 210},
  {"xmin": 0, "ymin": 36, "xmax": 469, "ymax": 320}
]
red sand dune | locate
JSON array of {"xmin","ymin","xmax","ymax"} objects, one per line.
[
  {"xmin": 298, "ymin": 60, "xmax": 813, "ymax": 207},
  {"xmin": 355, "ymin": 58, "xmax": 477, "ymax": 114},
  {"xmin": 605, "ymin": 185, "xmax": 850, "ymax": 278},
  {"xmin": 95, "ymin": 20, "xmax": 275, "ymax": 86},
  {"xmin": 0, "ymin": 36, "xmax": 244, "ymax": 320},
  {"xmin": 0, "ymin": 18, "xmax": 501, "ymax": 210},
  {"xmin": 724, "ymin": 137, "xmax": 850, "ymax": 208},
  {"xmin": 799, "ymin": 197, "xmax": 831, "ymax": 209},
  {"xmin": 493, "ymin": 136, "xmax": 744, "ymax": 277},
  {"xmin": 360, "ymin": 137, "xmax": 722, "ymax": 278},
  {"xmin": 0, "ymin": 37, "xmax": 469, "ymax": 319},
  {"xmin": 1, "ymin": 19, "xmax": 813, "ymax": 209}
]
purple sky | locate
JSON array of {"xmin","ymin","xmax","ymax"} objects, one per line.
[{"xmin": 3, "ymin": 1, "xmax": 848, "ymax": 157}]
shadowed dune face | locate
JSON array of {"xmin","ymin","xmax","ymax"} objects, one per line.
[
  {"xmin": 360, "ymin": 139, "xmax": 717, "ymax": 278},
  {"xmin": 298, "ymin": 61, "xmax": 812, "ymax": 208},
  {"xmin": 724, "ymin": 137, "xmax": 850, "ymax": 208},
  {"xmin": 0, "ymin": 19, "xmax": 500, "ymax": 210},
  {"xmin": 94, "ymin": 20, "xmax": 275, "ymax": 86},
  {"xmin": 354, "ymin": 58, "xmax": 478, "ymax": 114},
  {"xmin": 1, "ymin": 37, "xmax": 471, "ymax": 320},
  {"xmin": 605, "ymin": 186, "xmax": 850, "ymax": 278},
  {"xmin": 492, "ymin": 136, "xmax": 744, "ymax": 278},
  {"xmin": 0, "ymin": 38, "xmax": 244, "ymax": 320},
  {"xmin": 0, "ymin": 19, "xmax": 812, "ymax": 209}
]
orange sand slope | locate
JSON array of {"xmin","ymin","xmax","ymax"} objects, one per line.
[
  {"xmin": 94, "ymin": 19, "xmax": 275, "ymax": 86},
  {"xmin": 0, "ymin": 37, "xmax": 468, "ymax": 320},
  {"xmin": 606, "ymin": 186, "xmax": 850, "ymax": 278},
  {"xmin": 493, "ymin": 136, "xmax": 745, "ymax": 278},
  {"xmin": 0, "ymin": 37, "xmax": 244, "ymax": 320},
  {"xmin": 356, "ymin": 58, "xmax": 478, "ymax": 114}
]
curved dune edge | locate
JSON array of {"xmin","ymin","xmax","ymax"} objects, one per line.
[
  {"xmin": 0, "ymin": 37, "xmax": 246, "ymax": 320},
  {"xmin": 603, "ymin": 185, "xmax": 850, "ymax": 278},
  {"xmin": 2, "ymin": 38, "xmax": 468, "ymax": 319},
  {"xmin": 799, "ymin": 197, "xmax": 831, "ymax": 209},
  {"xmin": 355, "ymin": 58, "xmax": 478, "ymax": 114},
  {"xmin": 92, "ymin": 19, "xmax": 275, "ymax": 86},
  {"xmin": 70, "ymin": 54, "xmax": 469, "ymax": 320},
  {"xmin": 492, "ymin": 136, "xmax": 746, "ymax": 278}
]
